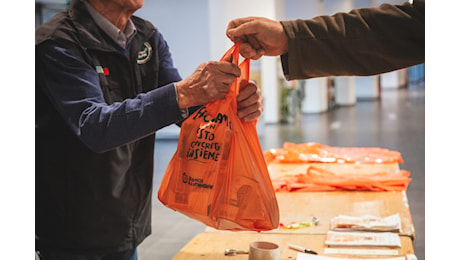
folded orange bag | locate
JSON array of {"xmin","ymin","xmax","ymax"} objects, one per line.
[{"xmin": 158, "ymin": 43, "xmax": 279, "ymax": 231}]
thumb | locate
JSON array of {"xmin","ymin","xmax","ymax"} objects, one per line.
[{"xmin": 228, "ymin": 21, "xmax": 260, "ymax": 39}]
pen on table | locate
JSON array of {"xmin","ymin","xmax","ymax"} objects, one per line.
[{"xmin": 288, "ymin": 244, "xmax": 318, "ymax": 255}]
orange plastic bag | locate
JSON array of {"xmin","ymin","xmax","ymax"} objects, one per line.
[
  {"xmin": 158, "ymin": 43, "xmax": 279, "ymax": 231},
  {"xmin": 271, "ymin": 166, "xmax": 411, "ymax": 192},
  {"xmin": 264, "ymin": 142, "xmax": 403, "ymax": 164}
]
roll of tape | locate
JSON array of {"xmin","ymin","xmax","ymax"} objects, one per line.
[{"xmin": 249, "ymin": 241, "xmax": 280, "ymax": 260}]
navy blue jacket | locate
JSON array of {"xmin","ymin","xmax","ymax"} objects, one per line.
[{"xmin": 36, "ymin": 0, "xmax": 184, "ymax": 253}]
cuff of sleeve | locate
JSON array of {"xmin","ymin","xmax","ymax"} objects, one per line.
[
  {"xmin": 280, "ymin": 21, "xmax": 296, "ymax": 80},
  {"xmin": 280, "ymin": 20, "xmax": 309, "ymax": 80},
  {"xmin": 174, "ymin": 83, "xmax": 189, "ymax": 119},
  {"xmin": 280, "ymin": 53, "xmax": 290, "ymax": 79}
]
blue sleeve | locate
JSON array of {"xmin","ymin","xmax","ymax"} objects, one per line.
[
  {"xmin": 155, "ymin": 30, "xmax": 203, "ymax": 125},
  {"xmin": 156, "ymin": 31, "xmax": 182, "ymax": 86},
  {"xmin": 37, "ymin": 41, "xmax": 184, "ymax": 153}
]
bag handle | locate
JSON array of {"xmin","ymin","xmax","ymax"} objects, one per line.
[
  {"xmin": 221, "ymin": 42, "xmax": 240, "ymax": 66},
  {"xmin": 220, "ymin": 42, "xmax": 250, "ymax": 95}
]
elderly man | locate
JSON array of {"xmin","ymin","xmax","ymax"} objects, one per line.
[{"xmin": 35, "ymin": 0, "xmax": 263, "ymax": 259}]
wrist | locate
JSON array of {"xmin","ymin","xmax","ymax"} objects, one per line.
[
  {"xmin": 174, "ymin": 81, "xmax": 188, "ymax": 109},
  {"xmin": 174, "ymin": 82, "xmax": 189, "ymax": 118},
  {"xmin": 278, "ymin": 21, "xmax": 290, "ymax": 55}
]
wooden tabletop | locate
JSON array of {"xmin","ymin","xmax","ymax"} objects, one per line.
[
  {"xmin": 267, "ymin": 162, "xmax": 414, "ymax": 240},
  {"xmin": 173, "ymin": 232, "xmax": 414, "ymax": 260},
  {"xmin": 179, "ymin": 162, "xmax": 416, "ymax": 259},
  {"xmin": 207, "ymin": 190, "xmax": 415, "ymax": 240}
]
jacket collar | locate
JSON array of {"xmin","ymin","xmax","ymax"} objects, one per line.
[{"xmin": 68, "ymin": 0, "xmax": 155, "ymax": 51}]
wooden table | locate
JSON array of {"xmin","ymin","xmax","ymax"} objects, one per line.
[
  {"xmin": 207, "ymin": 191, "xmax": 415, "ymax": 240},
  {"xmin": 264, "ymin": 162, "xmax": 415, "ymax": 240},
  {"xmin": 275, "ymin": 191, "xmax": 414, "ymax": 239},
  {"xmin": 178, "ymin": 161, "xmax": 416, "ymax": 259},
  {"xmin": 173, "ymin": 232, "xmax": 414, "ymax": 260}
]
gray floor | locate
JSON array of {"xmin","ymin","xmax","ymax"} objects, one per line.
[{"xmin": 139, "ymin": 85, "xmax": 425, "ymax": 260}]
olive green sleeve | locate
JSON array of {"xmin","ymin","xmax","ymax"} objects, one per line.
[{"xmin": 280, "ymin": 0, "xmax": 424, "ymax": 80}]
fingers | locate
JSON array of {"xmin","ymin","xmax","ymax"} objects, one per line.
[
  {"xmin": 237, "ymin": 81, "xmax": 257, "ymax": 103},
  {"xmin": 237, "ymin": 81, "xmax": 263, "ymax": 122},
  {"xmin": 226, "ymin": 17, "xmax": 258, "ymax": 41},
  {"xmin": 227, "ymin": 16, "xmax": 289, "ymax": 58},
  {"xmin": 240, "ymin": 42, "xmax": 263, "ymax": 60},
  {"xmin": 176, "ymin": 61, "xmax": 241, "ymax": 108},
  {"xmin": 216, "ymin": 61, "xmax": 241, "ymax": 78},
  {"xmin": 238, "ymin": 103, "xmax": 263, "ymax": 122},
  {"xmin": 201, "ymin": 61, "xmax": 240, "ymax": 101},
  {"xmin": 227, "ymin": 18, "xmax": 265, "ymax": 59}
]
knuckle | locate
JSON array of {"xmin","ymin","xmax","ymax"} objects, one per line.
[
  {"xmin": 200, "ymin": 61, "xmax": 211, "ymax": 70},
  {"xmin": 202, "ymin": 61, "xmax": 217, "ymax": 71}
]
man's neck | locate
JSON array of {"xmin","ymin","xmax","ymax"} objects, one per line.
[{"xmin": 87, "ymin": 0, "xmax": 133, "ymax": 31}]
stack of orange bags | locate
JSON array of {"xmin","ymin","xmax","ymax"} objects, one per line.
[
  {"xmin": 267, "ymin": 143, "xmax": 411, "ymax": 192},
  {"xmin": 264, "ymin": 142, "xmax": 404, "ymax": 164},
  {"xmin": 271, "ymin": 167, "xmax": 411, "ymax": 192}
]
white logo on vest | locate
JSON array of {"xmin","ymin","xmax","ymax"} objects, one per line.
[{"xmin": 137, "ymin": 42, "xmax": 152, "ymax": 64}]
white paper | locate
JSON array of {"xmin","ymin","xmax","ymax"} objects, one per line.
[
  {"xmin": 330, "ymin": 214, "xmax": 402, "ymax": 232},
  {"xmin": 324, "ymin": 248, "xmax": 398, "ymax": 256},
  {"xmin": 406, "ymin": 254, "xmax": 418, "ymax": 260},
  {"xmin": 325, "ymin": 231, "xmax": 401, "ymax": 248}
]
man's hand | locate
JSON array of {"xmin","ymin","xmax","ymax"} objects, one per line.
[
  {"xmin": 176, "ymin": 61, "xmax": 241, "ymax": 108},
  {"xmin": 237, "ymin": 81, "xmax": 263, "ymax": 122},
  {"xmin": 227, "ymin": 17, "xmax": 288, "ymax": 60}
]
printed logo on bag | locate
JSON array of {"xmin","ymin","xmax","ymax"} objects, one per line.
[
  {"xmin": 186, "ymin": 106, "xmax": 232, "ymax": 162},
  {"xmin": 192, "ymin": 106, "xmax": 232, "ymax": 129},
  {"xmin": 182, "ymin": 172, "xmax": 214, "ymax": 190},
  {"xmin": 137, "ymin": 42, "xmax": 152, "ymax": 64}
]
